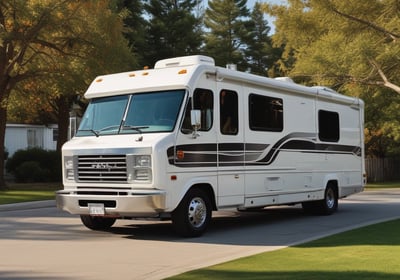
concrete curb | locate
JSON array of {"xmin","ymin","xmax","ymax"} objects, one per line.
[{"xmin": 0, "ymin": 200, "xmax": 55, "ymax": 212}]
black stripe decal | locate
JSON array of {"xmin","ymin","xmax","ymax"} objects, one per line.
[{"xmin": 167, "ymin": 133, "xmax": 361, "ymax": 167}]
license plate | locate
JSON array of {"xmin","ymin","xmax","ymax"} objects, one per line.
[{"xmin": 88, "ymin": 203, "xmax": 105, "ymax": 215}]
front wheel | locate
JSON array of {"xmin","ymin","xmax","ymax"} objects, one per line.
[
  {"xmin": 171, "ymin": 188, "xmax": 212, "ymax": 237},
  {"xmin": 80, "ymin": 215, "xmax": 116, "ymax": 231}
]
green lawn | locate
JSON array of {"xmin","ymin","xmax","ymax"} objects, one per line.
[
  {"xmin": 366, "ymin": 181, "xmax": 400, "ymax": 189},
  {"xmin": 168, "ymin": 219, "xmax": 400, "ymax": 280},
  {"xmin": 0, "ymin": 183, "xmax": 61, "ymax": 204}
]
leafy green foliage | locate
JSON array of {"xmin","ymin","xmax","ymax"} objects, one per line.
[
  {"xmin": 244, "ymin": 3, "xmax": 283, "ymax": 76},
  {"xmin": 265, "ymin": 0, "xmax": 400, "ymax": 157},
  {"xmin": 6, "ymin": 148, "xmax": 61, "ymax": 183},
  {"xmin": 204, "ymin": 0, "xmax": 250, "ymax": 68},
  {"xmin": 0, "ymin": 0, "xmax": 136, "ymax": 187},
  {"xmin": 142, "ymin": 0, "xmax": 203, "ymax": 66}
]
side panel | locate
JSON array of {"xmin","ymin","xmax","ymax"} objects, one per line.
[
  {"xmin": 167, "ymin": 73, "xmax": 364, "ymax": 211},
  {"xmin": 315, "ymin": 97, "xmax": 364, "ymax": 197},
  {"xmin": 243, "ymin": 86, "xmax": 319, "ymax": 207},
  {"xmin": 167, "ymin": 74, "xmax": 219, "ymax": 210},
  {"xmin": 216, "ymin": 82, "xmax": 245, "ymax": 206}
]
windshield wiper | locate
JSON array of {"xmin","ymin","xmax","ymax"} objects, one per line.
[
  {"xmin": 122, "ymin": 125, "xmax": 149, "ymax": 141},
  {"xmin": 77, "ymin": 129, "xmax": 100, "ymax": 137},
  {"xmin": 78, "ymin": 125, "xmax": 149, "ymax": 137},
  {"xmin": 78, "ymin": 125, "xmax": 122, "ymax": 137},
  {"xmin": 122, "ymin": 125, "xmax": 149, "ymax": 133}
]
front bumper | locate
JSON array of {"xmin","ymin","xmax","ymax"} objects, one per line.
[{"xmin": 56, "ymin": 188, "xmax": 166, "ymax": 217}]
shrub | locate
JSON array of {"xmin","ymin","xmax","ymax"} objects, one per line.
[
  {"xmin": 6, "ymin": 148, "xmax": 61, "ymax": 182},
  {"xmin": 14, "ymin": 161, "xmax": 50, "ymax": 183}
]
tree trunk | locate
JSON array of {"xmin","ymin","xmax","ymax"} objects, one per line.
[
  {"xmin": 0, "ymin": 74, "xmax": 12, "ymax": 190},
  {"xmin": 0, "ymin": 105, "xmax": 7, "ymax": 189},
  {"xmin": 56, "ymin": 96, "xmax": 71, "ymax": 152}
]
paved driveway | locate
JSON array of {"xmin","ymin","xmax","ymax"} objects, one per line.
[{"xmin": 0, "ymin": 189, "xmax": 399, "ymax": 280}]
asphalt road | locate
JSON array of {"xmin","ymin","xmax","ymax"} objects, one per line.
[{"xmin": 1, "ymin": 189, "xmax": 399, "ymax": 280}]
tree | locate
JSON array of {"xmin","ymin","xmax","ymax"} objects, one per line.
[
  {"xmin": 264, "ymin": 0, "xmax": 400, "ymax": 157},
  {"xmin": 114, "ymin": 0, "xmax": 147, "ymax": 66},
  {"xmin": 204, "ymin": 0, "xmax": 250, "ymax": 68},
  {"xmin": 142, "ymin": 0, "xmax": 203, "ymax": 67},
  {"xmin": 0, "ymin": 0, "xmax": 135, "ymax": 188},
  {"xmin": 244, "ymin": 2, "xmax": 282, "ymax": 76}
]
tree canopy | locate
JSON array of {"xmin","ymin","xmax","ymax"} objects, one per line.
[
  {"xmin": 204, "ymin": 0, "xmax": 250, "ymax": 68},
  {"xmin": 265, "ymin": 0, "xmax": 400, "ymax": 157},
  {"xmin": 141, "ymin": 0, "xmax": 203, "ymax": 66},
  {"xmin": 0, "ymin": 0, "xmax": 135, "ymax": 187}
]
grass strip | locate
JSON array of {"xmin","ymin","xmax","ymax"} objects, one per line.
[
  {"xmin": 0, "ymin": 183, "xmax": 61, "ymax": 205},
  {"xmin": 168, "ymin": 219, "xmax": 400, "ymax": 280},
  {"xmin": 0, "ymin": 190, "xmax": 56, "ymax": 204}
]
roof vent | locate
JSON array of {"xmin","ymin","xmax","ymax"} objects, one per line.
[
  {"xmin": 226, "ymin": 64, "xmax": 237, "ymax": 71},
  {"xmin": 274, "ymin": 77, "xmax": 295, "ymax": 83},
  {"xmin": 154, "ymin": 55, "xmax": 215, "ymax": 69}
]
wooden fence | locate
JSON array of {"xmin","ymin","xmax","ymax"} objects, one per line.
[{"xmin": 365, "ymin": 158, "xmax": 400, "ymax": 183}]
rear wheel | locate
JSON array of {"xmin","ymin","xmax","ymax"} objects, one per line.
[
  {"xmin": 80, "ymin": 215, "xmax": 116, "ymax": 231},
  {"xmin": 319, "ymin": 184, "xmax": 338, "ymax": 215},
  {"xmin": 302, "ymin": 183, "xmax": 338, "ymax": 215},
  {"xmin": 171, "ymin": 188, "xmax": 212, "ymax": 237}
]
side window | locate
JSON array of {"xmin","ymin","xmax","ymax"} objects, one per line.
[
  {"xmin": 249, "ymin": 94, "xmax": 283, "ymax": 132},
  {"xmin": 220, "ymin": 90, "xmax": 238, "ymax": 135},
  {"xmin": 319, "ymin": 110, "xmax": 340, "ymax": 142},
  {"xmin": 181, "ymin": 88, "xmax": 213, "ymax": 133}
]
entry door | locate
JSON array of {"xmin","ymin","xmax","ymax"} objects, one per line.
[{"xmin": 217, "ymin": 84, "xmax": 245, "ymax": 207}]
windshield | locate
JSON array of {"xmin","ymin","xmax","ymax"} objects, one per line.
[{"xmin": 76, "ymin": 90, "xmax": 186, "ymax": 137}]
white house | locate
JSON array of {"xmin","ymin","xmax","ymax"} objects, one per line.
[{"xmin": 5, "ymin": 124, "xmax": 58, "ymax": 157}]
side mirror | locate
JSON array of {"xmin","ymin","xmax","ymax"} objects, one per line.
[
  {"xmin": 191, "ymin": 110, "xmax": 201, "ymax": 129},
  {"xmin": 190, "ymin": 110, "xmax": 201, "ymax": 138}
]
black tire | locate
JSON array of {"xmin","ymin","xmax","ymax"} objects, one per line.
[
  {"xmin": 171, "ymin": 188, "xmax": 212, "ymax": 237},
  {"xmin": 319, "ymin": 183, "xmax": 338, "ymax": 215},
  {"xmin": 80, "ymin": 215, "xmax": 116, "ymax": 231},
  {"xmin": 302, "ymin": 184, "xmax": 338, "ymax": 215}
]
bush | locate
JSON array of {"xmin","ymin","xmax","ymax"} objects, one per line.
[
  {"xmin": 6, "ymin": 148, "xmax": 61, "ymax": 183},
  {"xmin": 14, "ymin": 161, "xmax": 50, "ymax": 183}
]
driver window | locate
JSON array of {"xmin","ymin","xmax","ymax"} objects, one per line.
[{"xmin": 181, "ymin": 88, "xmax": 213, "ymax": 133}]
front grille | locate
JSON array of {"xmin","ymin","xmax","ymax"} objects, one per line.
[{"xmin": 78, "ymin": 155, "xmax": 127, "ymax": 182}]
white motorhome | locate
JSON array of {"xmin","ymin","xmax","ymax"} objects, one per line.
[{"xmin": 56, "ymin": 55, "xmax": 365, "ymax": 237}]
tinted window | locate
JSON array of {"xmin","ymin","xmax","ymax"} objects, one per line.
[
  {"xmin": 220, "ymin": 90, "xmax": 238, "ymax": 135},
  {"xmin": 319, "ymin": 110, "xmax": 339, "ymax": 142},
  {"xmin": 249, "ymin": 94, "xmax": 283, "ymax": 132}
]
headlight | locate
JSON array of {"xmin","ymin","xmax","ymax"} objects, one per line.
[
  {"xmin": 64, "ymin": 156, "xmax": 75, "ymax": 181},
  {"xmin": 132, "ymin": 155, "xmax": 152, "ymax": 182},
  {"xmin": 135, "ymin": 155, "xmax": 151, "ymax": 167}
]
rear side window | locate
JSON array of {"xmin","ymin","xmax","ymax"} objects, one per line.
[
  {"xmin": 249, "ymin": 94, "xmax": 283, "ymax": 132},
  {"xmin": 319, "ymin": 110, "xmax": 339, "ymax": 142}
]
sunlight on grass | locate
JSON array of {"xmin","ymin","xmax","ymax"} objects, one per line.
[
  {"xmin": 168, "ymin": 219, "xmax": 400, "ymax": 280},
  {"xmin": 0, "ymin": 183, "xmax": 61, "ymax": 204},
  {"xmin": 366, "ymin": 181, "xmax": 400, "ymax": 188},
  {"xmin": 0, "ymin": 190, "xmax": 56, "ymax": 204}
]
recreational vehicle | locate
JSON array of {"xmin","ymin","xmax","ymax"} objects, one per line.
[{"xmin": 56, "ymin": 55, "xmax": 365, "ymax": 237}]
